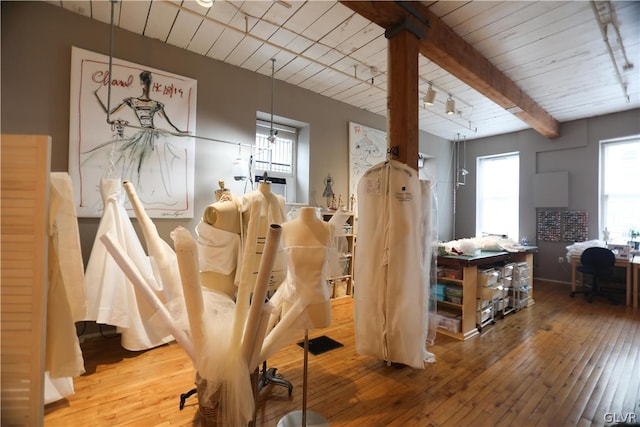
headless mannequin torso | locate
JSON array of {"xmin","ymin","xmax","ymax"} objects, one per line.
[
  {"xmin": 279, "ymin": 207, "xmax": 332, "ymax": 329},
  {"xmin": 259, "ymin": 206, "xmax": 334, "ymax": 361}
]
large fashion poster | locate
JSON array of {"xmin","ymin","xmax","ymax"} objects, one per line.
[
  {"xmin": 348, "ymin": 122, "xmax": 387, "ymax": 215},
  {"xmin": 69, "ymin": 47, "xmax": 196, "ymax": 218}
]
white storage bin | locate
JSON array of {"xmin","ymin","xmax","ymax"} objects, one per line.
[
  {"xmin": 478, "ymin": 268, "xmax": 499, "ymax": 286},
  {"xmin": 495, "ymin": 263, "xmax": 514, "ymax": 279}
]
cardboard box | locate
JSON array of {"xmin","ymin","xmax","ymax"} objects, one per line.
[
  {"xmin": 437, "ymin": 313, "xmax": 461, "ymax": 334},
  {"xmin": 333, "ymin": 279, "xmax": 348, "ymax": 298}
]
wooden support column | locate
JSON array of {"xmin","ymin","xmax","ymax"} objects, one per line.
[{"xmin": 386, "ymin": 27, "xmax": 420, "ymax": 171}]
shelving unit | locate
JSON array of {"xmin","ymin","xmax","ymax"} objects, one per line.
[
  {"xmin": 321, "ymin": 210, "xmax": 355, "ymax": 299},
  {"xmin": 436, "ymin": 248, "xmax": 537, "ymax": 340},
  {"xmin": 436, "ymin": 266, "xmax": 479, "ymax": 340}
]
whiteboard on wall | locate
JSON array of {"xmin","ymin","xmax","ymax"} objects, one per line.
[{"xmin": 533, "ymin": 171, "xmax": 569, "ymax": 207}]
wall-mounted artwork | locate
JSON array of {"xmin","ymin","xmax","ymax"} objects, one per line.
[
  {"xmin": 537, "ymin": 209, "xmax": 588, "ymax": 242},
  {"xmin": 348, "ymin": 122, "xmax": 387, "ymax": 213},
  {"xmin": 68, "ymin": 47, "xmax": 196, "ymax": 218},
  {"xmin": 537, "ymin": 210, "xmax": 562, "ymax": 242},
  {"xmin": 562, "ymin": 210, "xmax": 589, "ymax": 242}
]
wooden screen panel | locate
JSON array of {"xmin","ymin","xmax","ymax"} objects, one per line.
[{"xmin": 1, "ymin": 134, "xmax": 51, "ymax": 426}]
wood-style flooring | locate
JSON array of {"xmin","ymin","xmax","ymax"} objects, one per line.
[{"xmin": 44, "ymin": 281, "xmax": 640, "ymax": 426}]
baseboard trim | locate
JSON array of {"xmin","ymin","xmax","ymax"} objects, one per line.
[{"xmin": 535, "ymin": 277, "xmax": 571, "ymax": 286}]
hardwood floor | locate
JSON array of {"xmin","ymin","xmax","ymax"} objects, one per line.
[{"xmin": 44, "ymin": 281, "xmax": 640, "ymax": 427}]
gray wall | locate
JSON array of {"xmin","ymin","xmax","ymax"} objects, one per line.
[
  {"xmin": 6, "ymin": 1, "xmax": 631, "ymax": 285},
  {"xmin": 453, "ymin": 109, "xmax": 640, "ymax": 282},
  {"xmin": 3, "ymin": 2, "xmax": 451, "ymax": 266}
]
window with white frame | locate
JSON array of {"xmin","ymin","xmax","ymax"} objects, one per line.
[
  {"xmin": 476, "ymin": 152, "xmax": 520, "ymax": 240},
  {"xmin": 255, "ymin": 119, "xmax": 296, "ymax": 201},
  {"xmin": 600, "ymin": 135, "xmax": 640, "ymax": 243}
]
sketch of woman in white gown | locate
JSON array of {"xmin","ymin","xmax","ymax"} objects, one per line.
[{"xmin": 83, "ymin": 71, "xmax": 189, "ymax": 204}]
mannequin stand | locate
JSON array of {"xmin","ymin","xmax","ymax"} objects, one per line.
[
  {"xmin": 277, "ymin": 331, "xmax": 329, "ymax": 427},
  {"xmin": 258, "ymin": 360, "xmax": 293, "ymax": 396}
]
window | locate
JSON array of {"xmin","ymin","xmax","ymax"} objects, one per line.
[
  {"xmin": 255, "ymin": 120, "xmax": 295, "ymax": 175},
  {"xmin": 476, "ymin": 152, "xmax": 520, "ymax": 240},
  {"xmin": 255, "ymin": 119, "xmax": 297, "ymax": 202},
  {"xmin": 600, "ymin": 136, "xmax": 640, "ymax": 243}
]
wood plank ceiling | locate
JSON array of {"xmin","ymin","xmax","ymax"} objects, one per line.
[{"xmin": 51, "ymin": 0, "xmax": 639, "ymax": 141}]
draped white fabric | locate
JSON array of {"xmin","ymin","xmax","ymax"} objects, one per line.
[
  {"xmin": 84, "ymin": 178, "xmax": 173, "ymax": 351},
  {"xmin": 45, "ymin": 173, "xmax": 86, "ymax": 403}
]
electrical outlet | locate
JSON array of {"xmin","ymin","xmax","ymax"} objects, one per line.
[{"xmin": 558, "ymin": 256, "xmax": 565, "ymax": 264}]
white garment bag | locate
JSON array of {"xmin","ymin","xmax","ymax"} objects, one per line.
[{"xmin": 354, "ymin": 160, "xmax": 431, "ymax": 369}]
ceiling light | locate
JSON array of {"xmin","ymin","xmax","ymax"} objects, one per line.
[
  {"xmin": 446, "ymin": 96, "xmax": 455, "ymax": 115},
  {"xmin": 423, "ymin": 84, "xmax": 436, "ymax": 105},
  {"xmin": 274, "ymin": 0, "xmax": 292, "ymax": 8},
  {"xmin": 195, "ymin": 0, "xmax": 213, "ymax": 8}
]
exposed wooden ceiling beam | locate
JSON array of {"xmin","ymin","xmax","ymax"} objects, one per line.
[{"xmin": 340, "ymin": 0, "xmax": 561, "ymax": 139}]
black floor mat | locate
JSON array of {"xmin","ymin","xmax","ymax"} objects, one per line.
[{"xmin": 297, "ymin": 335, "xmax": 344, "ymax": 355}]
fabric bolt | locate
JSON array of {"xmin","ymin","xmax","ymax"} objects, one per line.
[{"xmin": 354, "ymin": 160, "xmax": 429, "ymax": 369}]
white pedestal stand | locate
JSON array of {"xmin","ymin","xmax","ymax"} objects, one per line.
[{"xmin": 276, "ymin": 330, "xmax": 330, "ymax": 427}]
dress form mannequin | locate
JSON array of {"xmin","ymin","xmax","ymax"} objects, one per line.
[
  {"xmin": 259, "ymin": 206, "xmax": 334, "ymax": 362},
  {"xmin": 279, "ymin": 207, "xmax": 331, "ymax": 328},
  {"xmin": 214, "ymin": 179, "xmax": 230, "ymax": 202},
  {"xmin": 239, "ymin": 180, "xmax": 287, "ymax": 292},
  {"xmin": 196, "ymin": 189, "xmax": 242, "ymax": 298}
]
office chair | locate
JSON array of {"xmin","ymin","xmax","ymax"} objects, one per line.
[{"xmin": 570, "ymin": 247, "xmax": 616, "ymax": 303}]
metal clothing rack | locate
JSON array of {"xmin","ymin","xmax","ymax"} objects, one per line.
[{"xmin": 178, "ymin": 359, "xmax": 293, "ymax": 412}]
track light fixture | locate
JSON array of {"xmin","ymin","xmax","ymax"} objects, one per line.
[
  {"xmin": 423, "ymin": 84, "xmax": 436, "ymax": 106},
  {"xmin": 446, "ymin": 95, "xmax": 455, "ymax": 115},
  {"xmin": 268, "ymin": 58, "xmax": 278, "ymax": 143},
  {"xmin": 195, "ymin": 0, "xmax": 213, "ymax": 8}
]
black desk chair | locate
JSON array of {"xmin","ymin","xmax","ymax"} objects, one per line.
[{"xmin": 570, "ymin": 247, "xmax": 616, "ymax": 303}]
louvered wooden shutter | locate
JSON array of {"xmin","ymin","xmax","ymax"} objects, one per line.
[{"xmin": 1, "ymin": 134, "xmax": 51, "ymax": 426}]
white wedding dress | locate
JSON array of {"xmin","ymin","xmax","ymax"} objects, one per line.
[{"xmin": 84, "ymin": 178, "xmax": 173, "ymax": 351}]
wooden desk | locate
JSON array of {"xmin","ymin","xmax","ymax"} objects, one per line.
[
  {"xmin": 437, "ymin": 247, "xmax": 537, "ymax": 340},
  {"xmin": 570, "ymin": 256, "xmax": 633, "ymax": 306}
]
